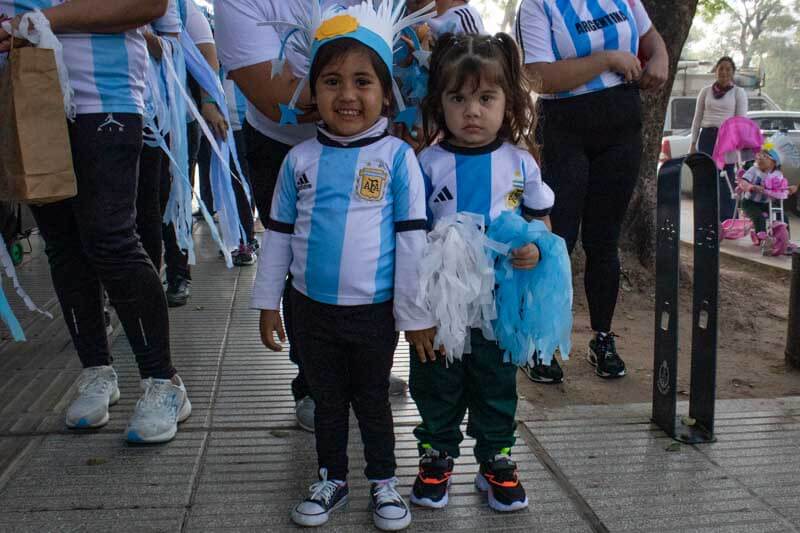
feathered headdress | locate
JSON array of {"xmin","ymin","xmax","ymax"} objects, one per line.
[
  {"xmin": 762, "ymin": 133, "xmax": 800, "ymax": 168},
  {"xmin": 259, "ymin": 0, "xmax": 434, "ymax": 128}
]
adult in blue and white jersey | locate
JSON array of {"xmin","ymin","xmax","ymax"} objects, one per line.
[
  {"xmin": 429, "ymin": 0, "xmax": 485, "ymax": 38},
  {"xmin": 515, "ymin": 0, "xmax": 668, "ymax": 381},
  {"xmin": 0, "ymin": 0, "xmax": 192, "ymax": 444},
  {"xmin": 215, "ymin": 0, "xmax": 374, "ymax": 433},
  {"xmin": 421, "ymin": 140, "xmax": 554, "ymax": 226}
]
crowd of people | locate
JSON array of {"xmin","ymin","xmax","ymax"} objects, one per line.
[{"xmin": 0, "ymin": 0, "xmax": 669, "ymax": 530}]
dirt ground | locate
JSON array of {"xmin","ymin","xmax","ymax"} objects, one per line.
[{"xmin": 517, "ymin": 246, "xmax": 800, "ymax": 408}]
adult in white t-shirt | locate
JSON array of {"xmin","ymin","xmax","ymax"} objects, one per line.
[
  {"xmin": 516, "ymin": 0, "xmax": 668, "ymax": 383},
  {"xmin": 428, "ymin": 0, "xmax": 485, "ymax": 37},
  {"xmin": 0, "ymin": 0, "xmax": 192, "ymax": 444},
  {"xmin": 690, "ymin": 56, "xmax": 747, "ymax": 222}
]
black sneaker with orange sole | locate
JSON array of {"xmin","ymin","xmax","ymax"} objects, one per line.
[
  {"xmin": 475, "ymin": 453, "xmax": 528, "ymax": 512},
  {"xmin": 410, "ymin": 448, "xmax": 453, "ymax": 508}
]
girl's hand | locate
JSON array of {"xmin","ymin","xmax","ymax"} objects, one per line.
[
  {"xmin": 603, "ymin": 51, "xmax": 642, "ymax": 83},
  {"xmin": 407, "ymin": 327, "xmax": 439, "ymax": 363},
  {"xmin": 259, "ymin": 309, "xmax": 286, "ymax": 351},
  {"xmin": 511, "ymin": 243, "xmax": 541, "ymax": 270},
  {"xmin": 789, "ymin": 185, "xmax": 798, "ymax": 195}
]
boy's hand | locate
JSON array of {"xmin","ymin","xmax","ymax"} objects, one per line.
[
  {"xmin": 407, "ymin": 327, "xmax": 439, "ymax": 363},
  {"xmin": 511, "ymin": 243, "xmax": 541, "ymax": 270},
  {"xmin": 259, "ymin": 309, "xmax": 286, "ymax": 351}
]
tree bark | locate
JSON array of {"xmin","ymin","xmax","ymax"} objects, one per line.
[{"xmin": 622, "ymin": 0, "xmax": 699, "ymax": 267}]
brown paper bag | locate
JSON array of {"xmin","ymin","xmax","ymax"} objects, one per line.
[{"xmin": 0, "ymin": 45, "xmax": 77, "ymax": 204}]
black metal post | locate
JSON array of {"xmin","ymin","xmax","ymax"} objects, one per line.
[{"xmin": 787, "ymin": 252, "xmax": 800, "ymax": 369}]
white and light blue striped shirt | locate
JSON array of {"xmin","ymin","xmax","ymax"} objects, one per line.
[
  {"xmin": 419, "ymin": 140, "xmax": 554, "ymax": 227},
  {"xmin": 1, "ymin": 0, "xmax": 148, "ymax": 115},
  {"xmin": 251, "ymin": 119, "xmax": 434, "ymax": 331},
  {"xmin": 515, "ymin": 0, "xmax": 652, "ymax": 99}
]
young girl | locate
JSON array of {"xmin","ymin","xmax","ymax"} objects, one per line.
[
  {"xmin": 737, "ymin": 145, "xmax": 795, "ymax": 234},
  {"xmin": 252, "ymin": 2, "xmax": 436, "ymax": 530},
  {"xmin": 410, "ymin": 33, "xmax": 554, "ymax": 512}
]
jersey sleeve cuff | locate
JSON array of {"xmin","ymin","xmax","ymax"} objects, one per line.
[
  {"xmin": 522, "ymin": 205, "xmax": 552, "ymax": 218},
  {"xmin": 250, "ymin": 295, "xmax": 281, "ymax": 311},
  {"xmin": 395, "ymin": 318, "xmax": 436, "ymax": 332}
]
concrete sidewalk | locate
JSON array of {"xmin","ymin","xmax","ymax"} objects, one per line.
[
  {"xmin": 680, "ymin": 196, "xmax": 799, "ymax": 272},
  {"xmin": 1, "ymin": 228, "xmax": 799, "ymax": 532}
]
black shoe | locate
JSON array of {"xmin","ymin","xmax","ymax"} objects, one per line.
[
  {"xmin": 410, "ymin": 448, "xmax": 454, "ymax": 508},
  {"xmin": 166, "ymin": 277, "xmax": 191, "ymax": 307},
  {"xmin": 475, "ymin": 453, "xmax": 528, "ymax": 512},
  {"xmin": 521, "ymin": 353, "xmax": 563, "ymax": 384},
  {"xmin": 588, "ymin": 332, "xmax": 626, "ymax": 378},
  {"xmin": 232, "ymin": 243, "xmax": 256, "ymax": 266},
  {"xmin": 290, "ymin": 468, "xmax": 349, "ymax": 527}
]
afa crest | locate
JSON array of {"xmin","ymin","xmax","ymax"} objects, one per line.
[
  {"xmin": 356, "ymin": 162, "xmax": 389, "ymax": 201},
  {"xmin": 506, "ymin": 188, "xmax": 523, "ymax": 209}
]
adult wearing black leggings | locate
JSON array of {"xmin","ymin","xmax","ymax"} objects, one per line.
[{"xmin": 516, "ymin": 0, "xmax": 668, "ymax": 382}]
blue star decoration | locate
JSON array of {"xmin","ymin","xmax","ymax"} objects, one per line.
[{"xmin": 279, "ymin": 104, "xmax": 304, "ymax": 125}]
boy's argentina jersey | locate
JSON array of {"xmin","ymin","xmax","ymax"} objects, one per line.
[
  {"xmin": 1, "ymin": 0, "xmax": 148, "ymax": 114},
  {"xmin": 419, "ymin": 140, "xmax": 554, "ymax": 226},
  {"xmin": 252, "ymin": 121, "xmax": 433, "ymax": 330},
  {"xmin": 516, "ymin": 0, "xmax": 652, "ymax": 99}
]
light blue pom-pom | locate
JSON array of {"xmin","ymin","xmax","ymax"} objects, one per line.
[{"xmin": 487, "ymin": 212, "xmax": 573, "ymax": 367}]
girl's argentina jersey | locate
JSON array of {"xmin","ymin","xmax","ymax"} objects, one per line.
[
  {"xmin": 269, "ymin": 134, "xmax": 427, "ymax": 306},
  {"xmin": 2, "ymin": 0, "xmax": 147, "ymax": 114},
  {"xmin": 516, "ymin": 0, "xmax": 652, "ymax": 99},
  {"xmin": 419, "ymin": 140, "xmax": 554, "ymax": 226}
]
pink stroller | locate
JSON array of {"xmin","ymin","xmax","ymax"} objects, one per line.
[
  {"xmin": 738, "ymin": 134, "xmax": 800, "ymax": 256},
  {"xmin": 714, "ymin": 117, "xmax": 763, "ymax": 240}
]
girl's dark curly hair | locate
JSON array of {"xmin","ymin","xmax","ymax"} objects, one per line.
[{"xmin": 421, "ymin": 32, "xmax": 538, "ymax": 157}]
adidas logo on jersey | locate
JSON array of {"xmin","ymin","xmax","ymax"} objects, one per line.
[
  {"xmin": 433, "ymin": 186, "xmax": 454, "ymax": 203},
  {"xmin": 297, "ymin": 174, "xmax": 312, "ymax": 191}
]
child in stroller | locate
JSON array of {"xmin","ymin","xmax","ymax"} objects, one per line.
[{"xmin": 736, "ymin": 137, "xmax": 799, "ymax": 255}]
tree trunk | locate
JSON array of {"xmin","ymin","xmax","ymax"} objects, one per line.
[{"xmin": 622, "ymin": 0, "xmax": 699, "ymax": 267}]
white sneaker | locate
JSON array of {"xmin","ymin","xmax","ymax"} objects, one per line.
[
  {"xmin": 370, "ymin": 478, "xmax": 411, "ymax": 531},
  {"xmin": 125, "ymin": 375, "xmax": 191, "ymax": 444},
  {"xmin": 291, "ymin": 468, "xmax": 349, "ymax": 527},
  {"xmin": 66, "ymin": 365, "xmax": 120, "ymax": 429},
  {"xmin": 295, "ymin": 396, "xmax": 315, "ymax": 432},
  {"xmin": 388, "ymin": 374, "xmax": 408, "ymax": 396}
]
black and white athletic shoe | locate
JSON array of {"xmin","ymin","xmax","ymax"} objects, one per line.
[
  {"xmin": 475, "ymin": 453, "xmax": 528, "ymax": 512},
  {"xmin": 291, "ymin": 468, "xmax": 348, "ymax": 527},
  {"xmin": 370, "ymin": 478, "xmax": 411, "ymax": 531},
  {"xmin": 521, "ymin": 352, "xmax": 564, "ymax": 384},
  {"xmin": 587, "ymin": 332, "xmax": 626, "ymax": 378},
  {"xmin": 410, "ymin": 448, "xmax": 453, "ymax": 509}
]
